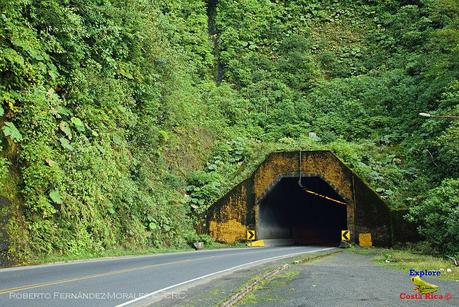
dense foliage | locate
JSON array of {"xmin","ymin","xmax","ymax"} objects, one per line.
[
  {"xmin": 406, "ymin": 178, "xmax": 459, "ymax": 255},
  {"xmin": 0, "ymin": 0, "xmax": 457, "ymax": 261}
]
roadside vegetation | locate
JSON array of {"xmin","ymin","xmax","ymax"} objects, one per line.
[
  {"xmin": 32, "ymin": 238, "xmax": 234, "ymax": 266},
  {"xmin": 0, "ymin": 0, "xmax": 457, "ymax": 263}
]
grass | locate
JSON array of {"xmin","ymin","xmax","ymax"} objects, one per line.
[
  {"xmin": 31, "ymin": 247, "xmax": 194, "ymax": 265},
  {"xmin": 267, "ymin": 270, "xmax": 300, "ymax": 287},
  {"xmin": 348, "ymin": 246, "xmax": 459, "ymax": 281},
  {"xmin": 236, "ymin": 270, "xmax": 300, "ymax": 305},
  {"xmin": 18, "ymin": 241, "xmax": 240, "ymax": 267}
]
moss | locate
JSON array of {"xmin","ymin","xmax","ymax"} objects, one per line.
[
  {"xmin": 0, "ymin": 198, "xmax": 30, "ymax": 265},
  {"xmin": 0, "ymin": 143, "xmax": 30, "ymax": 264},
  {"xmin": 208, "ymin": 150, "xmax": 393, "ymax": 245},
  {"xmin": 209, "ymin": 219, "xmax": 247, "ymax": 243}
]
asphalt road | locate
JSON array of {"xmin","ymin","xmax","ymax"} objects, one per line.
[
  {"xmin": 238, "ymin": 252, "xmax": 459, "ymax": 307},
  {"xmin": 0, "ymin": 246, "xmax": 333, "ymax": 306}
]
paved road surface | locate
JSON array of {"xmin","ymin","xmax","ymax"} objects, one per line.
[
  {"xmin": 237, "ymin": 252, "xmax": 458, "ymax": 307},
  {"xmin": 0, "ymin": 246, "xmax": 332, "ymax": 306}
]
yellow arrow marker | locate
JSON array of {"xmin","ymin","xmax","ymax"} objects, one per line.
[
  {"xmin": 341, "ymin": 230, "xmax": 350, "ymax": 241},
  {"xmin": 246, "ymin": 230, "xmax": 256, "ymax": 241}
]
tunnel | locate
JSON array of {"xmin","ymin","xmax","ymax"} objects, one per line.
[
  {"xmin": 208, "ymin": 151, "xmax": 393, "ymax": 246},
  {"xmin": 258, "ymin": 177, "xmax": 347, "ymax": 245}
]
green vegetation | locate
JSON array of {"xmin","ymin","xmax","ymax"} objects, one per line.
[
  {"xmin": 33, "ymin": 239, "xmax": 232, "ymax": 266},
  {"xmin": 349, "ymin": 247, "xmax": 459, "ymax": 281},
  {"xmin": 237, "ymin": 270, "xmax": 300, "ymax": 306},
  {"xmin": 0, "ymin": 0, "xmax": 457, "ymax": 263},
  {"xmin": 33, "ymin": 246, "xmax": 195, "ymax": 266}
]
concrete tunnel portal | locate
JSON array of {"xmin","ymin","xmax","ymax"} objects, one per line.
[
  {"xmin": 258, "ymin": 176, "xmax": 347, "ymax": 245},
  {"xmin": 207, "ymin": 151, "xmax": 393, "ymax": 247}
]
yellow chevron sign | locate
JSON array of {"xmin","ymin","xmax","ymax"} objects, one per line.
[
  {"xmin": 341, "ymin": 230, "xmax": 350, "ymax": 241},
  {"xmin": 246, "ymin": 229, "xmax": 256, "ymax": 241}
]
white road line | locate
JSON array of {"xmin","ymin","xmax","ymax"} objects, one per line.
[
  {"xmin": 116, "ymin": 247, "xmax": 335, "ymax": 307},
  {"xmin": 0, "ymin": 248, "xmax": 303, "ymax": 296}
]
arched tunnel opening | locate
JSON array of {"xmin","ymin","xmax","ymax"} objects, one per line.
[
  {"xmin": 208, "ymin": 151, "xmax": 393, "ymax": 247},
  {"xmin": 258, "ymin": 176, "xmax": 347, "ymax": 246}
]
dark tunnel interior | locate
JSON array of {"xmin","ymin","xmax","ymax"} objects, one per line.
[{"xmin": 258, "ymin": 177, "xmax": 347, "ymax": 245}]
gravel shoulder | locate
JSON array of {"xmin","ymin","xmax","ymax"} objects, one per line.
[
  {"xmin": 238, "ymin": 252, "xmax": 458, "ymax": 307},
  {"xmin": 156, "ymin": 251, "xmax": 459, "ymax": 307}
]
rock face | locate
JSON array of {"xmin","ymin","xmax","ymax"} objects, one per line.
[{"xmin": 208, "ymin": 150, "xmax": 393, "ymax": 246}]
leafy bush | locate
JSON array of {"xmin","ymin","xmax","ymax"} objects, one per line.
[{"xmin": 406, "ymin": 179, "xmax": 459, "ymax": 255}]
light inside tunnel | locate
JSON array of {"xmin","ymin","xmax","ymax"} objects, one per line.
[{"xmin": 258, "ymin": 177, "xmax": 347, "ymax": 245}]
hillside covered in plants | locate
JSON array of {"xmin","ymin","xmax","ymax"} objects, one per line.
[{"xmin": 0, "ymin": 0, "xmax": 457, "ymax": 263}]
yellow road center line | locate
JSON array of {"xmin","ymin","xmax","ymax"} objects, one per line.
[
  {"xmin": 0, "ymin": 257, "xmax": 197, "ymax": 295},
  {"xmin": 0, "ymin": 247, "xmax": 290, "ymax": 295}
]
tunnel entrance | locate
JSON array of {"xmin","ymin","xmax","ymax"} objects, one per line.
[
  {"xmin": 209, "ymin": 151, "xmax": 393, "ymax": 246},
  {"xmin": 257, "ymin": 176, "xmax": 347, "ymax": 245}
]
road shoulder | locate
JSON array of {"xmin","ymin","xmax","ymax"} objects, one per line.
[
  {"xmin": 157, "ymin": 251, "xmax": 458, "ymax": 307},
  {"xmin": 237, "ymin": 252, "xmax": 458, "ymax": 307},
  {"xmin": 153, "ymin": 249, "xmax": 338, "ymax": 306}
]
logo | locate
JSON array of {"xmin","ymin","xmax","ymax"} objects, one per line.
[
  {"xmin": 399, "ymin": 269, "xmax": 452, "ymax": 301},
  {"xmin": 410, "ymin": 276, "xmax": 438, "ymax": 294},
  {"xmin": 409, "ymin": 269, "xmax": 441, "ymax": 278}
]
